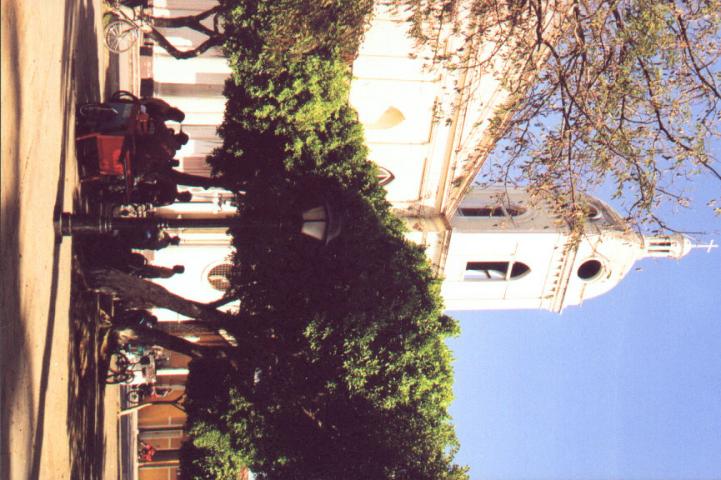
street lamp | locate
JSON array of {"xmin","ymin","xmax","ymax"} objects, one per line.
[
  {"xmin": 299, "ymin": 203, "xmax": 341, "ymax": 245},
  {"xmin": 56, "ymin": 201, "xmax": 342, "ymax": 244}
]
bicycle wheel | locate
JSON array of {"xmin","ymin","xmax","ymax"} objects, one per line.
[
  {"xmin": 126, "ymin": 389, "xmax": 141, "ymax": 404},
  {"xmin": 112, "ymin": 352, "xmax": 131, "ymax": 372},
  {"xmin": 105, "ymin": 18, "xmax": 139, "ymax": 53},
  {"xmin": 106, "ymin": 371, "xmax": 134, "ymax": 384}
]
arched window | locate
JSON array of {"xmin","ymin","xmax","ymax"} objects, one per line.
[
  {"xmin": 458, "ymin": 205, "xmax": 527, "ymax": 217},
  {"xmin": 510, "ymin": 262, "xmax": 530, "ymax": 278},
  {"xmin": 586, "ymin": 205, "xmax": 602, "ymax": 221},
  {"xmin": 367, "ymin": 106, "xmax": 405, "ymax": 130},
  {"xmin": 464, "ymin": 261, "xmax": 531, "ymax": 281},
  {"xmin": 207, "ymin": 263, "xmax": 233, "ymax": 291},
  {"xmin": 376, "ymin": 167, "xmax": 395, "ymax": 186}
]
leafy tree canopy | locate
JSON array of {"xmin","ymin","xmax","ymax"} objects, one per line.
[{"xmin": 406, "ymin": 0, "xmax": 721, "ymax": 231}]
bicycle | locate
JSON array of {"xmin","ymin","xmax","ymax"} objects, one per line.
[
  {"xmin": 106, "ymin": 351, "xmax": 137, "ymax": 384},
  {"xmin": 125, "ymin": 383, "xmax": 171, "ymax": 405},
  {"xmin": 105, "ymin": 346, "xmax": 151, "ymax": 384},
  {"xmin": 104, "ymin": 1, "xmax": 152, "ymax": 54}
]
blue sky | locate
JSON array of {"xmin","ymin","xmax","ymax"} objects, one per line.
[{"xmin": 448, "ymin": 167, "xmax": 721, "ymax": 479}]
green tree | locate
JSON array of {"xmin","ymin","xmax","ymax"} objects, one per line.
[
  {"xmin": 94, "ymin": 183, "xmax": 467, "ymax": 479},
  {"xmin": 93, "ymin": 1, "xmax": 469, "ymax": 477}
]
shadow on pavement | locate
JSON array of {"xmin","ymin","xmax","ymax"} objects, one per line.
[
  {"xmin": 26, "ymin": 0, "xmax": 78, "ymax": 476},
  {"xmin": 3, "ymin": 1, "xmax": 117, "ymax": 478},
  {"xmin": 61, "ymin": 1, "xmax": 120, "ymax": 480},
  {"xmin": 67, "ymin": 275, "xmax": 113, "ymax": 480},
  {"xmin": 4, "ymin": 0, "xmax": 139, "ymax": 476},
  {"xmin": 0, "ymin": 1, "xmax": 32, "ymax": 478}
]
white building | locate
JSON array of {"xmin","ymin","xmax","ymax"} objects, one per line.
[
  {"xmin": 440, "ymin": 187, "xmax": 693, "ymax": 312},
  {"xmin": 138, "ymin": 0, "xmax": 694, "ymax": 313}
]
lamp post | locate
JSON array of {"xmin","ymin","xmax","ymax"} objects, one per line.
[{"xmin": 56, "ymin": 201, "xmax": 342, "ymax": 244}]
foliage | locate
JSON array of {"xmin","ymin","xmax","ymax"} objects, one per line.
[
  {"xmin": 403, "ymin": 0, "xmax": 721, "ymax": 231},
  {"xmin": 220, "ymin": 0, "xmax": 374, "ymax": 66},
  {"xmin": 175, "ymin": 1, "xmax": 467, "ymax": 479},
  {"xmin": 219, "ymin": 188, "xmax": 465, "ymax": 479},
  {"xmin": 179, "ymin": 360, "xmax": 252, "ymax": 480}
]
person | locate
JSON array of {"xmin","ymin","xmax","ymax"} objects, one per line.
[
  {"xmin": 114, "ymin": 308, "xmax": 158, "ymax": 329},
  {"xmin": 99, "ymin": 242, "xmax": 148, "ymax": 272},
  {"xmin": 137, "ymin": 264, "xmax": 185, "ymax": 279},
  {"xmin": 138, "ymin": 441, "xmax": 156, "ymax": 462},
  {"xmin": 144, "ymin": 231, "xmax": 181, "ymax": 250},
  {"xmin": 142, "ymin": 97, "xmax": 185, "ymax": 123},
  {"xmin": 131, "ymin": 175, "xmax": 192, "ymax": 207}
]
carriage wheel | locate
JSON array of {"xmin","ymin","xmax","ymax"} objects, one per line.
[{"xmin": 126, "ymin": 389, "xmax": 141, "ymax": 404}]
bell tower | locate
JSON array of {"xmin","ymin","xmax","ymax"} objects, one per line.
[{"xmin": 437, "ymin": 187, "xmax": 699, "ymax": 312}]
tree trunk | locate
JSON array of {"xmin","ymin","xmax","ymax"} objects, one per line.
[
  {"xmin": 150, "ymin": 6, "xmax": 222, "ymax": 32},
  {"xmin": 88, "ymin": 268, "xmax": 236, "ymax": 327},
  {"xmin": 144, "ymin": 5, "xmax": 225, "ymax": 60},
  {"xmin": 155, "ymin": 320, "xmax": 230, "ymax": 347}
]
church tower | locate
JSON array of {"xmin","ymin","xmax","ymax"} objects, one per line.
[{"xmin": 438, "ymin": 187, "xmax": 695, "ymax": 312}]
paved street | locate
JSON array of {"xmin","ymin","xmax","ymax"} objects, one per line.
[{"xmin": 1, "ymin": 1, "xmax": 120, "ymax": 478}]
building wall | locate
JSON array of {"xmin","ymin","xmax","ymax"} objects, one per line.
[
  {"xmin": 143, "ymin": 2, "xmax": 651, "ymax": 315},
  {"xmin": 137, "ymin": 350, "xmax": 191, "ymax": 480}
]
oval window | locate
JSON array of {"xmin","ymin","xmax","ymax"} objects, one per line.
[
  {"xmin": 207, "ymin": 263, "xmax": 233, "ymax": 291},
  {"xmin": 577, "ymin": 260, "xmax": 603, "ymax": 280}
]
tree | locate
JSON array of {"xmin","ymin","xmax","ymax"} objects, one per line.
[
  {"xmin": 92, "ymin": 207, "xmax": 467, "ymax": 479},
  {"xmin": 405, "ymin": 0, "xmax": 721, "ymax": 231},
  {"xmin": 164, "ymin": 169, "xmax": 238, "ymax": 190},
  {"xmin": 92, "ymin": 181, "xmax": 468, "ymax": 479},
  {"xmin": 93, "ymin": 1, "xmax": 468, "ymax": 477},
  {"xmin": 142, "ymin": 0, "xmax": 373, "ymax": 61},
  {"xmin": 143, "ymin": 5, "xmax": 225, "ymax": 60},
  {"xmin": 174, "ymin": 180, "xmax": 466, "ymax": 480}
]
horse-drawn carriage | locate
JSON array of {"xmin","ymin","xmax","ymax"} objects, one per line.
[{"xmin": 76, "ymin": 90, "xmax": 188, "ymax": 206}]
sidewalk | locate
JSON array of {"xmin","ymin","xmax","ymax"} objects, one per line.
[{"xmin": 1, "ymin": 0, "xmax": 136, "ymax": 478}]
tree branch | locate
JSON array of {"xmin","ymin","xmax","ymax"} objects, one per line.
[
  {"xmin": 146, "ymin": 27, "xmax": 223, "ymax": 60},
  {"xmin": 88, "ymin": 268, "xmax": 237, "ymax": 326},
  {"xmin": 150, "ymin": 5, "xmax": 223, "ymax": 33}
]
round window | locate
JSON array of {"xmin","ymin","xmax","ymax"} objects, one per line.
[
  {"xmin": 207, "ymin": 263, "xmax": 233, "ymax": 291},
  {"xmin": 577, "ymin": 259, "xmax": 603, "ymax": 280}
]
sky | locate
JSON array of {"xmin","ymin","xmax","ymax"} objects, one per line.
[{"xmin": 448, "ymin": 164, "xmax": 721, "ymax": 479}]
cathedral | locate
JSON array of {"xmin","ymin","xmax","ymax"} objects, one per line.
[
  {"xmin": 142, "ymin": 0, "xmax": 693, "ymax": 314},
  {"xmin": 124, "ymin": 3, "xmax": 702, "ymax": 476}
]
